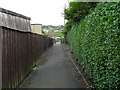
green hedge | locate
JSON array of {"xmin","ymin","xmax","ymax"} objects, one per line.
[{"xmin": 67, "ymin": 2, "xmax": 120, "ymax": 88}]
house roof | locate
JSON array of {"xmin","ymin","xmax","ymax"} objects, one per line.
[
  {"xmin": 0, "ymin": 7, "xmax": 30, "ymax": 20},
  {"xmin": 31, "ymin": 24, "xmax": 42, "ymax": 25},
  {"xmin": 0, "ymin": 7, "xmax": 31, "ymax": 32}
]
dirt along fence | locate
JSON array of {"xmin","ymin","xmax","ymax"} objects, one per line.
[{"xmin": 0, "ymin": 8, "xmax": 53, "ymax": 89}]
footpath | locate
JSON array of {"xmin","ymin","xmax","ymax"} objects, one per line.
[{"xmin": 19, "ymin": 42, "xmax": 88, "ymax": 88}]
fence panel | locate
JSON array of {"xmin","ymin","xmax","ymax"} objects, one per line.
[
  {"xmin": 0, "ymin": 27, "xmax": 3, "ymax": 89},
  {"xmin": 1, "ymin": 27, "xmax": 53, "ymax": 88}
]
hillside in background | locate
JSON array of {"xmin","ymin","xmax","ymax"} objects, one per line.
[{"xmin": 43, "ymin": 25, "xmax": 64, "ymax": 38}]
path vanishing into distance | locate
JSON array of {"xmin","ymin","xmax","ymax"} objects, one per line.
[{"xmin": 19, "ymin": 42, "xmax": 88, "ymax": 88}]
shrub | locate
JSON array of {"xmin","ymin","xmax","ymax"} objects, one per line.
[{"xmin": 66, "ymin": 2, "xmax": 120, "ymax": 88}]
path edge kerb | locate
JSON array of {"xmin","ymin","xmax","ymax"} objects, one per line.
[{"xmin": 62, "ymin": 44, "xmax": 90, "ymax": 87}]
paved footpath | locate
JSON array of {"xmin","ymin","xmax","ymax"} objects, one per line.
[{"xmin": 19, "ymin": 42, "xmax": 87, "ymax": 88}]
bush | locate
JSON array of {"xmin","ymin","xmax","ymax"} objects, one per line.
[
  {"xmin": 66, "ymin": 2, "xmax": 120, "ymax": 88},
  {"xmin": 63, "ymin": 2, "xmax": 97, "ymax": 43}
]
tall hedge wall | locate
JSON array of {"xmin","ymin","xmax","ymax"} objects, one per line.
[{"xmin": 67, "ymin": 2, "xmax": 120, "ymax": 88}]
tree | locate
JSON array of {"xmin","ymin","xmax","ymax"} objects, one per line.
[{"xmin": 64, "ymin": 2, "xmax": 97, "ymax": 24}]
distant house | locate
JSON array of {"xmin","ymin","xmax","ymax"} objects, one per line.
[
  {"xmin": 31, "ymin": 24, "xmax": 42, "ymax": 34},
  {"xmin": 54, "ymin": 30, "xmax": 62, "ymax": 32},
  {"xmin": 43, "ymin": 29, "xmax": 49, "ymax": 33}
]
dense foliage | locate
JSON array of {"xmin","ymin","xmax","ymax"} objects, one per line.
[
  {"xmin": 64, "ymin": 2, "xmax": 97, "ymax": 23},
  {"xmin": 63, "ymin": 2, "xmax": 97, "ymax": 34},
  {"xmin": 66, "ymin": 2, "xmax": 120, "ymax": 88}
]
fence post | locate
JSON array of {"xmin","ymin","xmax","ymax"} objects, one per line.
[{"xmin": 0, "ymin": 27, "xmax": 3, "ymax": 89}]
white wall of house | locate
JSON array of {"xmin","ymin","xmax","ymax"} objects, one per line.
[{"xmin": 31, "ymin": 24, "xmax": 42, "ymax": 34}]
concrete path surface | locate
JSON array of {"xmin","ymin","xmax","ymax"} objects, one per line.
[{"xmin": 19, "ymin": 42, "xmax": 87, "ymax": 88}]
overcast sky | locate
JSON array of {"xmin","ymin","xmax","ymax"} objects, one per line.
[{"xmin": 0, "ymin": 0, "xmax": 70, "ymax": 25}]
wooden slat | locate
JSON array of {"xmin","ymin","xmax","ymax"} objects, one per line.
[
  {"xmin": 0, "ymin": 8, "xmax": 31, "ymax": 32},
  {"xmin": 0, "ymin": 27, "xmax": 3, "ymax": 90},
  {"xmin": 2, "ymin": 28, "xmax": 53, "ymax": 88}
]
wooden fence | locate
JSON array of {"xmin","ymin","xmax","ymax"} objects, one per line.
[
  {"xmin": 1, "ymin": 27, "xmax": 53, "ymax": 89},
  {"xmin": 0, "ymin": 27, "xmax": 2, "ymax": 89},
  {"xmin": 0, "ymin": 8, "xmax": 53, "ymax": 89}
]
